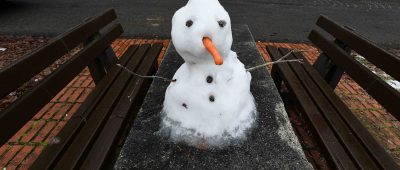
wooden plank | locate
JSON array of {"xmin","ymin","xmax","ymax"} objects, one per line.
[
  {"xmin": 87, "ymin": 57, "xmax": 107, "ymax": 84},
  {"xmin": 80, "ymin": 44, "xmax": 162, "ymax": 169},
  {"xmin": 99, "ymin": 47, "xmax": 119, "ymax": 72},
  {"xmin": 84, "ymin": 32, "xmax": 107, "ymax": 85},
  {"xmin": 279, "ymin": 48, "xmax": 379, "ymax": 169},
  {"xmin": 313, "ymin": 39, "xmax": 349, "ymax": 88},
  {"xmin": 309, "ymin": 30, "xmax": 400, "ymax": 119},
  {"xmin": 316, "ymin": 15, "xmax": 400, "ymax": 81},
  {"xmin": 266, "ymin": 46, "xmax": 356, "ymax": 169},
  {"xmin": 293, "ymin": 50, "xmax": 400, "ymax": 169},
  {"xmin": 271, "ymin": 63, "xmax": 283, "ymax": 91},
  {"xmin": 30, "ymin": 46, "xmax": 139, "ymax": 170},
  {"xmin": 53, "ymin": 45, "xmax": 151, "ymax": 169},
  {"xmin": 0, "ymin": 9, "xmax": 117, "ymax": 99},
  {"xmin": 60, "ymin": 9, "xmax": 117, "ymax": 50},
  {"xmin": 0, "ymin": 24, "xmax": 123, "ymax": 147}
]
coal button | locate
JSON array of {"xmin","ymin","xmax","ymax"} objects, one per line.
[{"xmin": 206, "ymin": 76, "xmax": 213, "ymax": 83}]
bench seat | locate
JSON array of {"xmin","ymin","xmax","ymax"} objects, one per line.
[
  {"xmin": 0, "ymin": 8, "xmax": 163, "ymax": 169},
  {"xmin": 267, "ymin": 15, "xmax": 400, "ymax": 169},
  {"xmin": 267, "ymin": 46, "xmax": 398, "ymax": 169},
  {"xmin": 31, "ymin": 44, "xmax": 162, "ymax": 169}
]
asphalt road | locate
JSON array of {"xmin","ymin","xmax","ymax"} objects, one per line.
[{"xmin": 1, "ymin": 0, "xmax": 400, "ymax": 46}]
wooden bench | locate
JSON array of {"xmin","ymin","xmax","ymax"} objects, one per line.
[
  {"xmin": 267, "ymin": 16, "xmax": 400, "ymax": 169},
  {"xmin": 0, "ymin": 9, "xmax": 163, "ymax": 169}
]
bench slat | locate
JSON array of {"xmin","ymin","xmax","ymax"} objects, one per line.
[
  {"xmin": 316, "ymin": 15, "xmax": 400, "ymax": 81},
  {"xmin": 30, "ymin": 45, "xmax": 139, "ymax": 169},
  {"xmin": 80, "ymin": 44, "xmax": 162, "ymax": 169},
  {"xmin": 292, "ymin": 51, "xmax": 399, "ymax": 169},
  {"xmin": 0, "ymin": 23, "xmax": 123, "ymax": 147},
  {"xmin": 279, "ymin": 48, "xmax": 379, "ymax": 168},
  {"xmin": 0, "ymin": 9, "xmax": 117, "ymax": 99},
  {"xmin": 267, "ymin": 46, "xmax": 357, "ymax": 169},
  {"xmin": 53, "ymin": 45, "xmax": 151, "ymax": 169},
  {"xmin": 309, "ymin": 30, "xmax": 400, "ymax": 119}
]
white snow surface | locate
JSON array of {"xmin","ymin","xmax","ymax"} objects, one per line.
[
  {"xmin": 171, "ymin": 0, "xmax": 232, "ymax": 65},
  {"xmin": 160, "ymin": 0, "xmax": 256, "ymax": 147},
  {"xmin": 388, "ymin": 80, "xmax": 400, "ymax": 90}
]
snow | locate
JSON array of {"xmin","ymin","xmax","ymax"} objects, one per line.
[
  {"xmin": 171, "ymin": 0, "xmax": 232, "ymax": 65},
  {"xmin": 355, "ymin": 54, "xmax": 400, "ymax": 91},
  {"xmin": 0, "ymin": 47, "xmax": 6, "ymax": 51},
  {"xmin": 388, "ymin": 80, "xmax": 400, "ymax": 90},
  {"xmin": 160, "ymin": 0, "xmax": 256, "ymax": 147}
]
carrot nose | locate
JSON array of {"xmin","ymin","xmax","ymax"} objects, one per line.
[{"xmin": 202, "ymin": 37, "xmax": 223, "ymax": 65}]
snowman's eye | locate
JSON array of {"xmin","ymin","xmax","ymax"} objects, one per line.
[
  {"xmin": 218, "ymin": 20, "xmax": 226, "ymax": 28},
  {"xmin": 186, "ymin": 20, "xmax": 193, "ymax": 27}
]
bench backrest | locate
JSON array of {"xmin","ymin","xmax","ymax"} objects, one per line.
[
  {"xmin": 308, "ymin": 15, "xmax": 400, "ymax": 120},
  {"xmin": 0, "ymin": 9, "xmax": 123, "ymax": 146}
]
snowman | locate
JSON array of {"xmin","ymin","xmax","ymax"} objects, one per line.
[{"xmin": 161, "ymin": 0, "xmax": 256, "ymax": 148}]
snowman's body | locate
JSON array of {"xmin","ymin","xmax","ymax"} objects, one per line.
[{"xmin": 161, "ymin": 0, "xmax": 256, "ymax": 147}]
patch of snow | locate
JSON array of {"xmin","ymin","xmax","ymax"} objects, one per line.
[
  {"xmin": 0, "ymin": 47, "xmax": 6, "ymax": 52},
  {"xmin": 387, "ymin": 80, "xmax": 400, "ymax": 90},
  {"xmin": 355, "ymin": 54, "xmax": 400, "ymax": 91},
  {"xmin": 274, "ymin": 103, "xmax": 304, "ymax": 154},
  {"xmin": 355, "ymin": 54, "xmax": 365, "ymax": 60}
]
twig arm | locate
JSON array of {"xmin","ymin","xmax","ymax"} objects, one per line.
[
  {"xmin": 116, "ymin": 64, "xmax": 176, "ymax": 82},
  {"xmin": 245, "ymin": 49, "xmax": 308, "ymax": 72}
]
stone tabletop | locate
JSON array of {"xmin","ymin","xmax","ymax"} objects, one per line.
[{"xmin": 115, "ymin": 25, "xmax": 312, "ymax": 169}]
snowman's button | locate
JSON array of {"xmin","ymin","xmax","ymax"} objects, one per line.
[
  {"xmin": 182, "ymin": 103, "xmax": 188, "ymax": 109},
  {"xmin": 186, "ymin": 20, "xmax": 193, "ymax": 27},
  {"xmin": 209, "ymin": 95, "xmax": 215, "ymax": 102},
  {"xmin": 218, "ymin": 20, "xmax": 226, "ymax": 28},
  {"xmin": 206, "ymin": 76, "xmax": 213, "ymax": 83}
]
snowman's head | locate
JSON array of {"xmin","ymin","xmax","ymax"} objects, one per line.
[{"xmin": 171, "ymin": 0, "xmax": 232, "ymax": 65}]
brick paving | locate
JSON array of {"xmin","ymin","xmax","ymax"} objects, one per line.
[{"xmin": 0, "ymin": 38, "xmax": 399, "ymax": 169}]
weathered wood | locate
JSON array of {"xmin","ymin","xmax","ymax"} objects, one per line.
[
  {"xmin": 309, "ymin": 30, "xmax": 400, "ymax": 119},
  {"xmin": 99, "ymin": 47, "xmax": 119, "ymax": 72},
  {"xmin": 85, "ymin": 32, "xmax": 108, "ymax": 84},
  {"xmin": 280, "ymin": 48, "xmax": 379, "ymax": 169},
  {"xmin": 267, "ymin": 46, "xmax": 356, "ymax": 169},
  {"xmin": 292, "ymin": 51, "xmax": 399, "ymax": 169},
  {"xmin": 80, "ymin": 44, "xmax": 162, "ymax": 169},
  {"xmin": 271, "ymin": 63, "xmax": 282, "ymax": 91},
  {"xmin": 30, "ymin": 46, "xmax": 139, "ymax": 170},
  {"xmin": 313, "ymin": 39, "xmax": 350, "ymax": 88},
  {"xmin": 88, "ymin": 57, "xmax": 107, "ymax": 84},
  {"xmin": 53, "ymin": 45, "xmax": 150, "ymax": 169},
  {"xmin": 267, "ymin": 15, "xmax": 400, "ymax": 169},
  {"xmin": 316, "ymin": 15, "xmax": 400, "ymax": 81},
  {"xmin": 0, "ymin": 24, "xmax": 123, "ymax": 147},
  {"xmin": 0, "ymin": 9, "xmax": 117, "ymax": 99}
]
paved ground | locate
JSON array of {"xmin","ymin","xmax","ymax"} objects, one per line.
[{"xmin": 1, "ymin": 0, "xmax": 400, "ymax": 46}]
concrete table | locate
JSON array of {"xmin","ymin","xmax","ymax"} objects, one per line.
[{"xmin": 115, "ymin": 25, "xmax": 312, "ymax": 169}]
